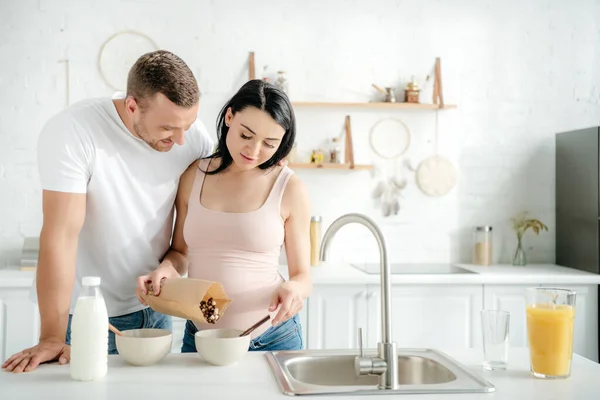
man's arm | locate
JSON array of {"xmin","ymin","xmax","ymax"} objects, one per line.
[
  {"xmin": 36, "ymin": 116, "xmax": 91, "ymax": 342},
  {"xmin": 2, "ymin": 113, "xmax": 92, "ymax": 373},
  {"xmin": 37, "ymin": 190, "xmax": 86, "ymax": 342},
  {"xmin": 2, "ymin": 191, "xmax": 85, "ymax": 373},
  {"xmin": 136, "ymin": 160, "xmax": 198, "ymax": 298},
  {"xmin": 153, "ymin": 171, "xmax": 192, "ymax": 277}
]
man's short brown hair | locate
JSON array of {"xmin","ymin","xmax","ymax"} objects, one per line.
[{"xmin": 126, "ymin": 50, "xmax": 199, "ymax": 109}]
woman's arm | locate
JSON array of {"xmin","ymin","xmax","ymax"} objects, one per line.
[
  {"xmin": 136, "ymin": 160, "xmax": 198, "ymax": 299},
  {"xmin": 269, "ymin": 174, "xmax": 313, "ymax": 325},
  {"xmin": 283, "ymin": 175, "xmax": 313, "ymax": 296}
]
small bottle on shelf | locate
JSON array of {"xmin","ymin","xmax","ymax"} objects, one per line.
[
  {"xmin": 329, "ymin": 137, "xmax": 342, "ymax": 164},
  {"xmin": 310, "ymin": 216, "xmax": 322, "ymax": 266}
]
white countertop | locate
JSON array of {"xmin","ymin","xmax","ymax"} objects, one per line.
[
  {"xmin": 1, "ymin": 348, "xmax": 598, "ymax": 399},
  {"xmin": 305, "ymin": 263, "xmax": 600, "ymax": 285},
  {"xmin": 2, "ymin": 263, "xmax": 600, "ymax": 289}
]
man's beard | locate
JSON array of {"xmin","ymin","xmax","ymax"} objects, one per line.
[{"xmin": 133, "ymin": 120, "xmax": 164, "ymax": 152}]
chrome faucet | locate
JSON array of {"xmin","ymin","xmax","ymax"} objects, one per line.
[{"xmin": 319, "ymin": 213, "xmax": 398, "ymax": 390}]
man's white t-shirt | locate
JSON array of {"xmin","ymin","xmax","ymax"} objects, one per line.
[{"xmin": 35, "ymin": 96, "xmax": 214, "ymax": 317}]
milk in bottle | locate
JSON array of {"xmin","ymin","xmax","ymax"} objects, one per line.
[{"xmin": 70, "ymin": 276, "xmax": 109, "ymax": 381}]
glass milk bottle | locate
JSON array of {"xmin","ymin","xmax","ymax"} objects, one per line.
[{"xmin": 70, "ymin": 276, "xmax": 109, "ymax": 381}]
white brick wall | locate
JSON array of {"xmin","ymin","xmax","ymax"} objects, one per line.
[{"xmin": 2, "ymin": 0, "xmax": 600, "ymax": 268}]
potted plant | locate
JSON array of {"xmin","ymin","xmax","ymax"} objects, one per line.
[{"xmin": 511, "ymin": 211, "xmax": 548, "ymax": 266}]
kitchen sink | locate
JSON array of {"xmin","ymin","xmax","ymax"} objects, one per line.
[
  {"xmin": 295, "ymin": 215, "xmax": 493, "ymax": 396},
  {"xmin": 265, "ymin": 348, "xmax": 495, "ymax": 396},
  {"xmin": 351, "ymin": 263, "xmax": 476, "ymax": 275}
]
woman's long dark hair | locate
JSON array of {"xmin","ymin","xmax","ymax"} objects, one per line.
[{"xmin": 203, "ymin": 79, "xmax": 296, "ymax": 175}]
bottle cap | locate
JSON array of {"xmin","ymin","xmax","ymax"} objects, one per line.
[
  {"xmin": 82, "ymin": 276, "xmax": 101, "ymax": 286},
  {"xmin": 311, "ymin": 216, "xmax": 322, "ymax": 222},
  {"xmin": 475, "ymin": 226, "xmax": 492, "ymax": 232}
]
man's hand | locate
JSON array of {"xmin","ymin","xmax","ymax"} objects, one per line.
[
  {"xmin": 2, "ymin": 339, "xmax": 70, "ymax": 373},
  {"xmin": 136, "ymin": 264, "xmax": 181, "ymax": 304}
]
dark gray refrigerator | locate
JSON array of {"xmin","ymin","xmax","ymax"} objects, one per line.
[{"xmin": 556, "ymin": 126, "xmax": 600, "ymax": 361}]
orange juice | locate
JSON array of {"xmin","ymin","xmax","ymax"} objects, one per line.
[{"xmin": 526, "ymin": 304, "xmax": 575, "ymax": 377}]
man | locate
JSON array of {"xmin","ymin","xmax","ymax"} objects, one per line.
[{"xmin": 2, "ymin": 50, "xmax": 214, "ymax": 373}]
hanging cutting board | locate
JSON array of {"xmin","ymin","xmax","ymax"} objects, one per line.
[{"xmin": 415, "ymin": 111, "xmax": 457, "ymax": 197}]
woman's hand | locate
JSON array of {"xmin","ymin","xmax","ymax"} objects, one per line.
[
  {"xmin": 269, "ymin": 281, "xmax": 305, "ymax": 326},
  {"xmin": 136, "ymin": 264, "xmax": 181, "ymax": 305}
]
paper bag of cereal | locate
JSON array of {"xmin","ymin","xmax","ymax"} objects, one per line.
[{"xmin": 141, "ymin": 277, "xmax": 232, "ymax": 324}]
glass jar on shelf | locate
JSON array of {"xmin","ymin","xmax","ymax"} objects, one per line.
[{"xmin": 473, "ymin": 226, "xmax": 492, "ymax": 266}]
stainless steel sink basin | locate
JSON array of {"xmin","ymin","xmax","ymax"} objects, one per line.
[{"xmin": 266, "ymin": 348, "xmax": 495, "ymax": 396}]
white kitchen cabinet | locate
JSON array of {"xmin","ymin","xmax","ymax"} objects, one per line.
[
  {"xmin": 483, "ymin": 285, "xmax": 530, "ymax": 347},
  {"xmin": 367, "ymin": 285, "xmax": 483, "ymax": 350},
  {"xmin": 305, "ymin": 285, "xmax": 368, "ymax": 349},
  {"xmin": 307, "ymin": 284, "xmax": 483, "ymax": 352},
  {"xmin": 0, "ymin": 288, "xmax": 41, "ymax": 364},
  {"xmin": 309, "ymin": 283, "xmax": 599, "ymax": 362}
]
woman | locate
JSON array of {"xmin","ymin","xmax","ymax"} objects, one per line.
[{"xmin": 138, "ymin": 79, "xmax": 312, "ymax": 352}]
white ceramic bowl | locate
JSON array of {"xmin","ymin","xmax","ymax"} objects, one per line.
[
  {"xmin": 195, "ymin": 328, "xmax": 250, "ymax": 366},
  {"xmin": 115, "ymin": 328, "xmax": 173, "ymax": 366}
]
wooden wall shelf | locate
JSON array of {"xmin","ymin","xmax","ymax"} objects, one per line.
[
  {"xmin": 291, "ymin": 101, "xmax": 456, "ymax": 110},
  {"xmin": 291, "ymin": 58, "xmax": 453, "ymax": 110},
  {"xmin": 288, "ymin": 163, "xmax": 373, "ymax": 170}
]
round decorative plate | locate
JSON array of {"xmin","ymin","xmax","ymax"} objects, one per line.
[
  {"xmin": 98, "ymin": 30, "xmax": 159, "ymax": 91},
  {"xmin": 369, "ymin": 118, "xmax": 411, "ymax": 160},
  {"xmin": 415, "ymin": 155, "xmax": 457, "ymax": 196}
]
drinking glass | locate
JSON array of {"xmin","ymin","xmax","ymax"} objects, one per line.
[
  {"xmin": 526, "ymin": 287, "xmax": 576, "ymax": 379},
  {"xmin": 481, "ymin": 310, "xmax": 510, "ymax": 370}
]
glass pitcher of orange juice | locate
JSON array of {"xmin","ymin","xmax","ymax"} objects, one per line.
[{"xmin": 526, "ymin": 287, "xmax": 576, "ymax": 379}]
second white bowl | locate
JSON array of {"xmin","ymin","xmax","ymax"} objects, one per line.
[{"xmin": 195, "ymin": 328, "xmax": 250, "ymax": 366}]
